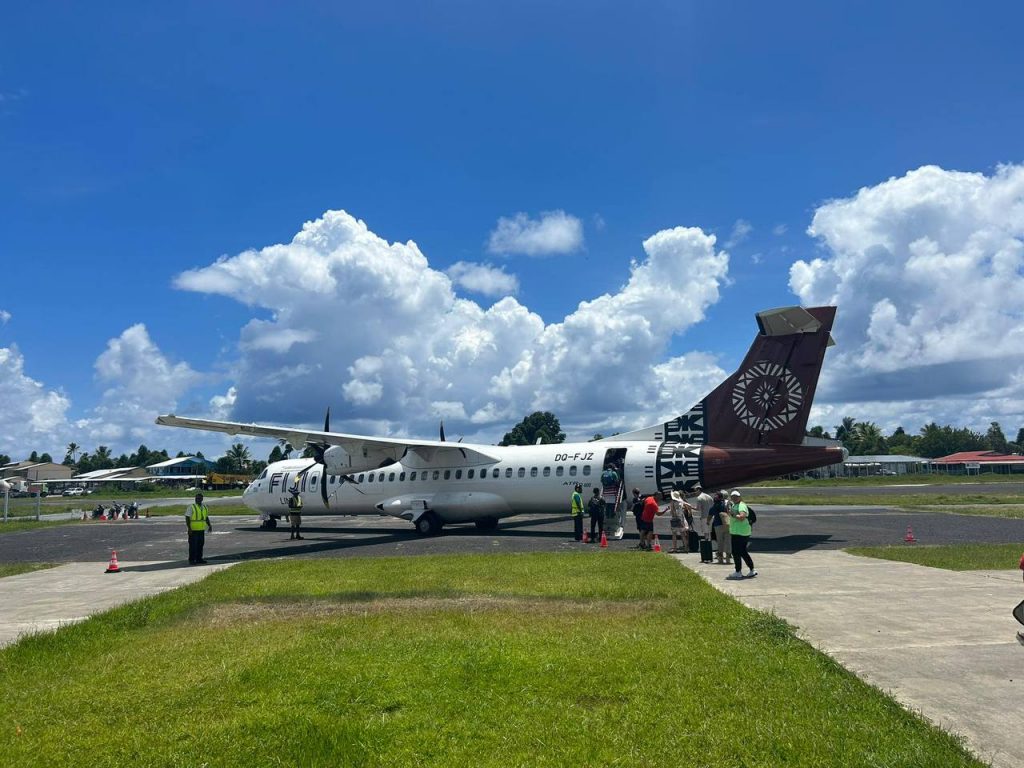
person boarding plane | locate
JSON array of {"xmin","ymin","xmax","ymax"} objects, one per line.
[{"xmin": 156, "ymin": 306, "xmax": 845, "ymax": 536}]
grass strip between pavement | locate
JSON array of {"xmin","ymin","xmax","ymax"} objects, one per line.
[
  {"xmin": 847, "ymin": 542, "xmax": 1024, "ymax": 571},
  {"xmin": 0, "ymin": 563, "xmax": 56, "ymax": 579},
  {"xmin": 0, "ymin": 553, "xmax": 983, "ymax": 767}
]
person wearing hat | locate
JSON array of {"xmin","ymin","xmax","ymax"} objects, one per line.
[
  {"xmin": 287, "ymin": 482, "xmax": 304, "ymax": 540},
  {"xmin": 724, "ymin": 489, "xmax": 756, "ymax": 580},
  {"xmin": 667, "ymin": 490, "xmax": 691, "ymax": 553},
  {"xmin": 185, "ymin": 492, "xmax": 212, "ymax": 565},
  {"xmin": 708, "ymin": 491, "xmax": 732, "ymax": 565},
  {"xmin": 570, "ymin": 483, "xmax": 584, "ymax": 542},
  {"xmin": 691, "ymin": 483, "xmax": 714, "ymax": 538}
]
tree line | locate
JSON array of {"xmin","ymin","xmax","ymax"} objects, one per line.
[{"xmin": 3, "ymin": 413, "xmax": 1021, "ymax": 476}]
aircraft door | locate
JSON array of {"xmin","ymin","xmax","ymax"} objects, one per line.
[{"xmin": 601, "ymin": 448, "xmax": 627, "ymax": 538}]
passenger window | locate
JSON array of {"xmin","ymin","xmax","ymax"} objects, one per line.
[
  {"xmin": 455, "ymin": 469, "xmax": 462, "ymax": 479},
  {"xmin": 367, "ymin": 474, "xmax": 374, "ymax": 483},
  {"xmin": 582, "ymin": 466, "xmax": 591, "ymax": 476},
  {"xmin": 330, "ymin": 475, "xmax": 336, "ymax": 484},
  {"xmin": 530, "ymin": 467, "xmax": 538, "ymax": 477},
  {"xmin": 410, "ymin": 471, "xmax": 417, "ymax": 481},
  {"xmin": 444, "ymin": 470, "xmax": 451, "ymax": 480},
  {"xmin": 357, "ymin": 474, "xmax": 364, "ymax": 483},
  {"xmin": 556, "ymin": 466, "xmax": 564, "ymax": 477},
  {"xmin": 399, "ymin": 472, "xmax": 406, "ymax": 482},
  {"xmin": 467, "ymin": 469, "xmax": 474, "ymax": 479},
  {"xmin": 569, "ymin": 466, "xmax": 577, "ymax": 477},
  {"xmin": 493, "ymin": 468, "xmax": 499, "ymax": 479},
  {"xmin": 543, "ymin": 467, "xmax": 550, "ymax": 477},
  {"xmin": 433, "ymin": 470, "xmax": 440, "ymax": 480},
  {"xmin": 517, "ymin": 468, "xmax": 525, "ymax": 478},
  {"xmin": 505, "ymin": 468, "xmax": 512, "ymax": 478},
  {"xmin": 388, "ymin": 472, "xmax": 395, "ymax": 482}
]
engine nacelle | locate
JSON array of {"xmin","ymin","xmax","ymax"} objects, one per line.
[{"xmin": 323, "ymin": 444, "xmax": 399, "ymax": 476}]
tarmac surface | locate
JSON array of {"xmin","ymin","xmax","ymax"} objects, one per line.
[
  {"xmin": 1, "ymin": 503, "xmax": 1023, "ymax": 564},
  {"xmin": 677, "ymin": 550, "xmax": 1024, "ymax": 768}
]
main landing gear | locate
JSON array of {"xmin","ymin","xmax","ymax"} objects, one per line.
[{"xmin": 415, "ymin": 511, "xmax": 443, "ymax": 536}]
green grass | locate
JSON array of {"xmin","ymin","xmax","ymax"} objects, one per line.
[
  {"xmin": 0, "ymin": 519, "xmax": 80, "ymax": 534},
  {"xmin": 754, "ymin": 473, "xmax": 1024, "ymax": 487},
  {"xmin": 0, "ymin": 554, "xmax": 983, "ymax": 767},
  {"xmin": 0, "ymin": 563, "xmax": 56, "ymax": 579},
  {"xmin": 901, "ymin": 504, "xmax": 1024, "ymax": 519},
  {"xmin": 848, "ymin": 543, "xmax": 1024, "ymax": 571},
  {"xmin": 758, "ymin": 492, "xmax": 1024, "ymax": 506}
]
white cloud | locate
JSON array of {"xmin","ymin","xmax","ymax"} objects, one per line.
[
  {"xmin": 791, "ymin": 163, "xmax": 1024, "ymax": 432},
  {"xmin": 174, "ymin": 210, "xmax": 731, "ymax": 440},
  {"xmin": 0, "ymin": 309, "xmax": 10, "ymax": 325},
  {"xmin": 725, "ymin": 219, "xmax": 753, "ymax": 248},
  {"xmin": 76, "ymin": 325, "xmax": 203, "ymax": 448},
  {"xmin": 773, "ymin": 223, "xmax": 788, "ymax": 236},
  {"xmin": 446, "ymin": 262, "xmax": 519, "ymax": 297},
  {"xmin": 487, "ymin": 210, "xmax": 583, "ymax": 256},
  {"xmin": 0, "ymin": 344, "xmax": 71, "ymax": 457}
]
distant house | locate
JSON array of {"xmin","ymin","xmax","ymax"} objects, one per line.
[
  {"xmin": 1, "ymin": 461, "xmax": 75, "ymax": 482},
  {"xmin": 145, "ymin": 456, "xmax": 216, "ymax": 480},
  {"xmin": 930, "ymin": 450, "xmax": 1024, "ymax": 475}
]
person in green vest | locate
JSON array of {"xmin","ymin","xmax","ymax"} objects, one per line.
[
  {"xmin": 570, "ymin": 483, "xmax": 584, "ymax": 542},
  {"xmin": 185, "ymin": 492, "xmax": 212, "ymax": 565},
  {"xmin": 288, "ymin": 483, "xmax": 304, "ymax": 540}
]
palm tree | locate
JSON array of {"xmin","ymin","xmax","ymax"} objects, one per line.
[
  {"xmin": 226, "ymin": 443, "xmax": 251, "ymax": 474},
  {"xmin": 65, "ymin": 442, "xmax": 80, "ymax": 463}
]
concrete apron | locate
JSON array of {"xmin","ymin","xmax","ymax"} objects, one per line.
[
  {"xmin": 0, "ymin": 560, "xmax": 234, "ymax": 649},
  {"xmin": 675, "ymin": 550, "xmax": 1024, "ymax": 768}
]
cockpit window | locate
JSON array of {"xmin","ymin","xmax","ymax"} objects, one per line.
[{"xmin": 258, "ymin": 469, "xmax": 268, "ymax": 480}]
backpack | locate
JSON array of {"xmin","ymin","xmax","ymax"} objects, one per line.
[{"xmin": 747, "ymin": 506, "xmax": 756, "ymax": 525}]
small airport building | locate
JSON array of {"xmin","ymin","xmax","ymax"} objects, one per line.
[
  {"xmin": 841, "ymin": 454, "xmax": 930, "ymax": 477},
  {"xmin": 929, "ymin": 450, "xmax": 1024, "ymax": 475}
]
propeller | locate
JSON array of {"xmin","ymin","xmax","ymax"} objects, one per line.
[
  {"xmin": 294, "ymin": 407, "xmax": 365, "ymax": 505},
  {"xmin": 439, "ymin": 421, "xmax": 446, "ymax": 442}
]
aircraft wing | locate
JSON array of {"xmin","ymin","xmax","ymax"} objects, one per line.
[{"xmin": 154, "ymin": 414, "xmax": 501, "ymax": 466}]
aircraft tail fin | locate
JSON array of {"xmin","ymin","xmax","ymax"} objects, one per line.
[{"xmin": 613, "ymin": 306, "xmax": 836, "ymax": 446}]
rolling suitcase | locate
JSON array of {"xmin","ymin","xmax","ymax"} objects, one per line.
[
  {"xmin": 699, "ymin": 536, "xmax": 713, "ymax": 563},
  {"xmin": 687, "ymin": 529, "xmax": 700, "ymax": 553}
]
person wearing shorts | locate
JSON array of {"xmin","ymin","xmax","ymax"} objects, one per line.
[{"xmin": 640, "ymin": 493, "xmax": 660, "ymax": 550}]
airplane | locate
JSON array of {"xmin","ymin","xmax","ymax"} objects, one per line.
[{"xmin": 156, "ymin": 305, "xmax": 846, "ymax": 536}]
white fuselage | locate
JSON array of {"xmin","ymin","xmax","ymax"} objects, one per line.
[{"xmin": 243, "ymin": 440, "xmax": 673, "ymax": 524}]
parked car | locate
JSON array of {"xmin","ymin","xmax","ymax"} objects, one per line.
[{"xmin": 62, "ymin": 487, "xmax": 85, "ymax": 497}]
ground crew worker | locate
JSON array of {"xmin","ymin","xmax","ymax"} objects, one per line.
[
  {"xmin": 185, "ymin": 492, "xmax": 212, "ymax": 564},
  {"xmin": 570, "ymin": 483, "xmax": 584, "ymax": 542},
  {"xmin": 288, "ymin": 484, "xmax": 304, "ymax": 540},
  {"xmin": 587, "ymin": 487, "xmax": 605, "ymax": 542}
]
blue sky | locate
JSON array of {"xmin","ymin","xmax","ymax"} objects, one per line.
[{"xmin": 2, "ymin": 1, "xmax": 1024, "ymax": 461}]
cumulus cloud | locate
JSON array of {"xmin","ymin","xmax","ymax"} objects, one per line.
[
  {"xmin": 174, "ymin": 210, "xmax": 731, "ymax": 440},
  {"xmin": 0, "ymin": 344, "xmax": 72, "ymax": 457},
  {"xmin": 487, "ymin": 210, "xmax": 583, "ymax": 256},
  {"xmin": 791, "ymin": 163, "xmax": 1024, "ymax": 431},
  {"xmin": 772, "ymin": 223, "xmax": 787, "ymax": 236},
  {"xmin": 0, "ymin": 309, "xmax": 10, "ymax": 325},
  {"xmin": 725, "ymin": 219, "xmax": 753, "ymax": 248},
  {"xmin": 75, "ymin": 325, "xmax": 203, "ymax": 447},
  {"xmin": 446, "ymin": 262, "xmax": 519, "ymax": 297}
]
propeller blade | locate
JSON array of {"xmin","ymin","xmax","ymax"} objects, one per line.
[
  {"xmin": 439, "ymin": 420, "xmax": 446, "ymax": 442},
  {"xmin": 324, "ymin": 407, "xmax": 331, "ymax": 433},
  {"xmin": 321, "ymin": 470, "xmax": 330, "ymax": 506}
]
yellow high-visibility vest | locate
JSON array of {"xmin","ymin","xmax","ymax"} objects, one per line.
[
  {"xmin": 188, "ymin": 504, "xmax": 209, "ymax": 531},
  {"xmin": 571, "ymin": 492, "xmax": 583, "ymax": 516}
]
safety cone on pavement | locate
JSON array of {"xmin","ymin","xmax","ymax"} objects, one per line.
[
  {"xmin": 105, "ymin": 550, "xmax": 122, "ymax": 574},
  {"xmin": 653, "ymin": 534, "xmax": 662, "ymax": 553},
  {"xmin": 599, "ymin": 531, "xmax": 608, "ymax": 548},
  {"xmin": 904, "ymin": 525, "xmax": 917, "ymax": 543},
  {"xmin": 582, "ymin": 530, "xmax": 589, "ymax": 544}
]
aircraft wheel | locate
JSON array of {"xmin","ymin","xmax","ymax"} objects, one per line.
[
  {"xmin": 474, "ymin": 516, "xmax": 499, "ymax": 531},
  {"xmin": 415, "ymin": 512, "xmax": 442, "ymax": 536},
  {"xmin": 261, "ymin": 518, "xmax": 278, "ymax": 530}
]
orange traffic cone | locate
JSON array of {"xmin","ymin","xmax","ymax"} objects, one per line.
[
  {"xmin": 599, "ymin": 531, "xmax": 608, "ymax": 548},
  {"xmin": 582, "ymin": 530, "xmax": 590, "ymax": 544},
  {"xmin": 105, "ymin": 550, "xmax": 122, "ymax": 574},
  {"xmin": 904, "ymin": 525, "xmax": 917, "ymax": 544},
  {"xmin": 653, "ymin": 534, "xmax": 662, "ymax": 553}
]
